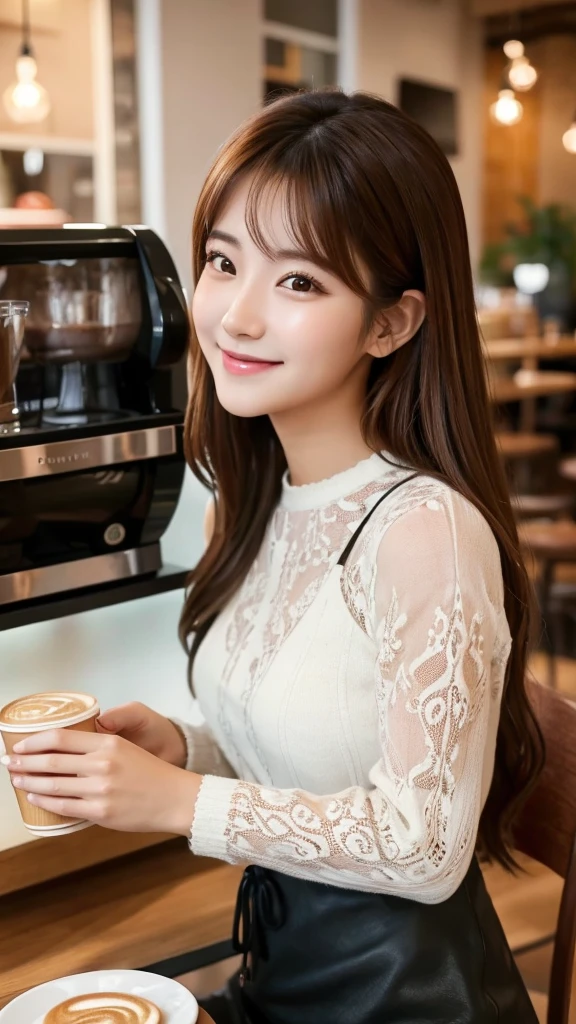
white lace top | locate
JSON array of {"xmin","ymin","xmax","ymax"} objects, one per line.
[{"xmin": 173, "ymin": 451, "xmax": 512, "ymax": 903}]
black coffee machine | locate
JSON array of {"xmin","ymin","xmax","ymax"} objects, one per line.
[{"xmin": 0, "ymin": 226, "xmax": 189, "ymax": 606}]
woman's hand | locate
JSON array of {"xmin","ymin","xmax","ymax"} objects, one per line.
[
  {"xmin": 1, "ymin": 729, "xmax": 201, "ymax": 836},
  {"xmin": 95, "ymin": 702, "xmax": 188, "ymax": 768}
]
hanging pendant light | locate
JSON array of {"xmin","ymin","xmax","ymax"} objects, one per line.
[
  {"xmin": 3, "ymin": 0, "xmax": 51, "ymax": 124},
  {"xmin": 503, "ymin": 39, "xmax": 525, "ymax": 60},
  {"xmin": 490, "ymin": 87, "xmax": 523, "ymax": 126},
  {"xmin": 508, "ymin": 56, "xmax": 538, "ymax": 92},
  {"xmin": 561, "ymin": 106, "xmax": 576, "ymax": 154},
  {"xmin": 503, "ymin": 39, "xmax": 538, "ymax": 93}
]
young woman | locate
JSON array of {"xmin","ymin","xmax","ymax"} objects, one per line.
[{"xmin": 3, "ymin": 90, "xmax": 544, "ymax": 1023}]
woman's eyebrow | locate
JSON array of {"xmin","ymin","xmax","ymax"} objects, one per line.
[
  {"xmin": 206, "ymin": 230, "xmax": 331, "ymax": 271},
  {"xmin": 207, "ymin": 229, "xmax": 240, "ymax": 246}
]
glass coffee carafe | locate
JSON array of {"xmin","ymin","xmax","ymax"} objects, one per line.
[
  {"xmin": 2, "ymin": 258, "xmax": 142, "ymax": 425},
  {"xmin": 0, "ymin": 300, "xmax": 29, "ymax": 433}
]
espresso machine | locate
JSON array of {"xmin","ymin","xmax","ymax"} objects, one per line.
[{"xmin": 0, "ymin": 226, "xmax": 189, "ymax": 606}]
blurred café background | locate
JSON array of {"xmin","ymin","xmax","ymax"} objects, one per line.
[{"xmin": 1, "ymin": 0, "xmax": 576, "ymax": 1018}]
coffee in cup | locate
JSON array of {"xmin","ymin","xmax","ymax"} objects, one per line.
[
  {"xmin": 0, "ymin": 691, "xmax": 100, "ymax": 836},
  {"xmin": 42, "ymin": 992, "xmax": 163, "ymax": 1023}
]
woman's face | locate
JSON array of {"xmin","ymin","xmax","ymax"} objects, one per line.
[{"xmin": 192, "ymin": 176, "xmax": 372, "ymax": 421}]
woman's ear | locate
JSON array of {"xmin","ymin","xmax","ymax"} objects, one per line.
[{"xmin": 365, "ymin": 290, "xmax": 426, "ymax": 358}]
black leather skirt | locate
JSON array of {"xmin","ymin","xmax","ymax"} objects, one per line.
[{"xmin": 198, "ymin": 858, "xmax": 537, "ymax": 1024}]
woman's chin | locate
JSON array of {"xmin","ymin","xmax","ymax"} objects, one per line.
[{"xmin": 213, "ymin": 385, "xmax": 274, "ymax": 419}]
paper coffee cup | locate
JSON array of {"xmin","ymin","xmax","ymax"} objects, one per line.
[{"xmin": 0, "ymin": 691, "xmax": 100, "ymax": 837}]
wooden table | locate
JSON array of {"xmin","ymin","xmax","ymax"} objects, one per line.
[
  {"xmin": 0, "ymin": 838, "xmax": 243, "ymax": 1010},
  {"xmin": 495, "ymin": 431, "xmax": 557, "ymax": 459},
  {"xmin": 489, "ymin": 370, "xmax": 576, "ymax": 431},
  {"xmin": 484, "ymin": 336, "xmax": 576, "ymax": 364},
  {"xmin": 485, "ymin": 338, "xmax": 576, "ymax": 431},
  {"xmin": 489, "ymin": 370, "xmax": 576, "ymax": 404}
]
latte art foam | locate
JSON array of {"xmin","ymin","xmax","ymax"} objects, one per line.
[
  {"xmin": 0, "ymin": 692, "xmax": 96, "ymax": 728},
  {"xmin": 43, "ymin": 992, "xmax": 163, "ymax": 1024}
]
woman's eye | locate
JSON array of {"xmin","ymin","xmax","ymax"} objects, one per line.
[
  {"xmin": 280, "ymin": 274, "xmax": 321, "ymax": 294},
  {"xmin": 206, "ymin": 252, "xmax": 235, "ymax": 275}
]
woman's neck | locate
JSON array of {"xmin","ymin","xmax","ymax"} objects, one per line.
[{"xmin": 271, "ymin": 404, "xmax": 374, "ymax": 487}]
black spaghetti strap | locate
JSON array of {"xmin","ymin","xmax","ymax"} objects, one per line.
[{"xmin": 336, "ymin": 472, "xmax": 420, "ymax": 568}]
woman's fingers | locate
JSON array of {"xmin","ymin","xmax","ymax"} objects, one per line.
[
  {"xmin": 3, "ymin": 752, "xmax": 100, "ymax": 776},
  {"xmin": 24, "ymin": 793, "xmax": 105, "ymax": 821},
  {"xmin": 12, "ymin": 773, "xmax": 106, "ymax": 797},
  {"xmin": 96, "ymin": 702, "xmax": 149, "ymax": 733},
  {"xmin": 11, "ymin": 728, "xmax": 114, "ymax": 755}
]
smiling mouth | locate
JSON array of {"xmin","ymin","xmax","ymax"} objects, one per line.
[{"xmin": 219, "ymin": 346, "xmax": 283, "ymax": 365}]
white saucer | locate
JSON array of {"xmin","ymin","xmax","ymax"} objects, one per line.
[{"xmin": 0, "ymin": 969, "xmax": 198, "ymax": 1023}]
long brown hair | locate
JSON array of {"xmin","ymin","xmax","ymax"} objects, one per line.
[{"xmin": 179, "ymin": 88, "xmax": 544, "ymax": 869}]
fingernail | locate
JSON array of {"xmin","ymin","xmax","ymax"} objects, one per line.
[
  {"xmin": 12, "ymin": 776, "xmax": 22, "ymax": 786},
  {"xmin": 27, "ymin": 794, "xmax": 36, "ymax": 803},
  {"xmin": 12, "ymin": 742, "xmax": 25, "ymax": 752},
  {"xmin": 0, "ymin": 755, "xmax": 11, "ymax": 765}
]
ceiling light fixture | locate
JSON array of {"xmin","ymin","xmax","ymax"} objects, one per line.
[
  {"xmin": 2, "ymin": 0, "xmax": 51, "ymax": 124},
  {"xmin": 503, "ymin": 38, "xmax": 537, "ymax": 92},
  {"xmin": 490, "ymin": 88, "xmax": 523, "ymax": 126}
]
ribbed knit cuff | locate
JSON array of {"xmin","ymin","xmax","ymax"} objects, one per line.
[{"xmin": 189, "ymin": 773, "xmax": 240, "ymax": 861}]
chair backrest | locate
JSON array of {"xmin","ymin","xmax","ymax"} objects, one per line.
[{"xmin": 512, "ymin": 678, "xmax": 576, "ymax": 1024}]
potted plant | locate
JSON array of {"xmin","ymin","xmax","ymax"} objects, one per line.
[{"xmin": 479, "ymin": 197, "xmax": 576, "ymax": 329}]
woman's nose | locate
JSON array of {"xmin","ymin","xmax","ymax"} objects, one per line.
[{"xmin": 221, "ymin": 288, "xmax": 265, "ymax": 340}]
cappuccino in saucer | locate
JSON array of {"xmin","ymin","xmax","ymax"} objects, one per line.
[{"xmin": 43, "ymin": 992, "xmax": 164, "ymax": 1023}]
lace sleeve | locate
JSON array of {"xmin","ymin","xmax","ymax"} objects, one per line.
[
  {"xmin": 188, "ymin": 491, "xmax": 509, "ymax": 902},
  {"xmin": 169, "ymin": 715, "xmax": 238, "ymax": 779}
]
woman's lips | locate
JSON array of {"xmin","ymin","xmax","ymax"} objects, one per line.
[{"xmin": 220, "ymin": 347, "xmax": 283, "ymax": 375}]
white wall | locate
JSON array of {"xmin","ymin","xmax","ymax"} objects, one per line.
[
  {"xmin": 357, "ymin": 0, "xmax": 484, "ymax": 267},
  {"xmin": 160, "ymin": 0, "xmax": 262, "ymax": 292},
  {"xmin": 0, "ymin": 0, "xmax": 262, "ymax": 851}
]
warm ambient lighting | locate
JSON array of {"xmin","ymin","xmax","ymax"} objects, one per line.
[
  {"xmin": 502, "ymin": 40, "xmax": 537, "ymax": 93},
  {"xmin": 507, "ymin": 56, "xmax": 538, "ymax": 91},
  {"xmin": 503, "ymin": 39, "xmax": 525, "ymax": 59},
  {"xmin": 563, "ymin": 117, "xmax": 576, "ymax": 155},
  {"xmin": 3, "ymin": 54, "xmax": 51, "ymax": 124},
  {"xmin": 490, "ymin": 89, "xmax": 523, "ymax": 126}
]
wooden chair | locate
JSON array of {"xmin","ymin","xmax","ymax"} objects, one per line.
[
  {"xmin": 512, "ymin": 679, "xmax": 576, "ymax": 1024},
  {"xmin": 519, "ymin": 522, "xmax": 576, "ymax": 687},
  {"xmin": 496, "ymin": 431, "xmax": 562, "ymax": 499}
]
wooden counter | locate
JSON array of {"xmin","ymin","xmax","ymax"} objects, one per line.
[
  {"xmin": 0, "ymin": 838, "xmax": 242, "ymax": 1010},
  {"xmin": 0, "ymin": 825, "xmax": 176, "ymax": 898}
]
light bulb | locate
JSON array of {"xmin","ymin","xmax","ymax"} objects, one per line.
[
  {"xmin": 507, "ymin": 56, "xmax": 538, "ymax": 92},
  {"xmin": 490, "ymin": 89, "xmax": 523, "ymax": 126},
  {"xmin": 563, "ymin": 122, "xmax": 576, "ymax": 155},
  {"xmin": 23, "ymin": 147, "xmax": 44, "ymax": 176},
  {"xmin": 3, "ymin": 54, "xmax": 51, "ymax": 124},
  {"xmin": 513, "ymin": 263, "xmax": 550, "ymax": 295},
  {"xmin": 503, "ymin": 39, "xmax": 524, "ymax": 60}
]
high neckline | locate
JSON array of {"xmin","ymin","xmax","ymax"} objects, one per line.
[{"xmin": 279, "ymin": 451, "xmax": 402, "ymax": 511}]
